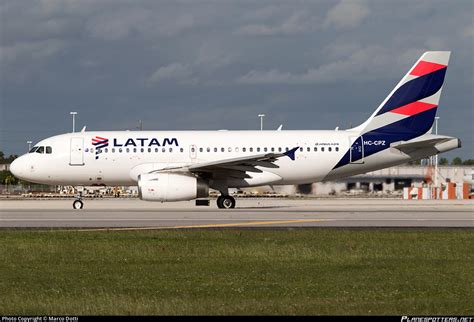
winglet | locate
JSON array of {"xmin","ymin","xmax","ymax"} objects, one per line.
[{"xmin": 284, "ymin": 147, "xmax": 299, "ymax": 161}]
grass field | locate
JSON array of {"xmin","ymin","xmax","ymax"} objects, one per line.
[{"xmin": 1, "ymin": 229, "xmax": 473, "ymax": 315}]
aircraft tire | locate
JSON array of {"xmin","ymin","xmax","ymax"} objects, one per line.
[
  {"xmin": 73, "ymin": 199, "xmax": 83, "ymax": 210},
  {"xmin": 217, "ymin": 195, "xmax": 235, "ymax": 209}
]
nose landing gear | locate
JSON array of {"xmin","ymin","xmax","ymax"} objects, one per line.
[
  {"xmin": 72, "ymin": 191, "xmax": 84, "ymax": 209},
  {"xmin": 73, "ymin": 199, "xmax": 83, "ymax": 209}
]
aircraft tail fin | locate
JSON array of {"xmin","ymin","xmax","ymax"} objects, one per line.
[{"xmin": 357, "ymin": 51, "xmax": 450, "ymax": 137}]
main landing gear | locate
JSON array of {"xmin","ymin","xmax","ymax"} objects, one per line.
[{"xmin": 217, "ymin": 195, "xmax": 236, "ymax": 209}]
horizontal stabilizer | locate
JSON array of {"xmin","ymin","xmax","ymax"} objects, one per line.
[{"xmin": 390, "ymin": 135, "xmax": 455, "ymax": 152}]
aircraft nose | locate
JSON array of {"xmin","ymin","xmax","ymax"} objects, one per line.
[{"xmin": 10, "ymin": 156, "xmax": 25, "ymax": 179}]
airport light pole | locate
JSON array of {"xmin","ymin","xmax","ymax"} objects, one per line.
[
  {"xmin": 258, "ymin": 114, "xmax": 265, "ymax": 131},
  {"xmin": 27, "ymin": 141, "xmax": 32, "ymax": 152},
  {"xmin": 434, "ymin": 116, "xmax": 440, "ymax": 187},
  {"xmin": 70, "ymin": 112, "xmax": 78, "ymax": 133}
]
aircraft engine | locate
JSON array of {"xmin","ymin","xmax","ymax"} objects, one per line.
[{"xmin": 138, "ymin": 173, "xmax": 209, "ymax": 202}]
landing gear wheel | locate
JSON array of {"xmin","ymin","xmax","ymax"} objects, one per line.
[
  {"xmin": 73, "ymin": 199, "xmax": 83, "ymax": 209},
  {"xmin": 217, "ymin": 195, "xmax": 235, "ymax": 209}
]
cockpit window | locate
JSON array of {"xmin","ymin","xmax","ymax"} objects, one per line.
[
  {"xmin": 46, "ymin": 146, "xmax": 52, "ymax": 154},
  {"xmin": 36, "ymin": 146, "xmax": 45, "ymax": 154},
  {"xmin": 29, "ymin": 147, "xmax": 39, "ymax": 153}
]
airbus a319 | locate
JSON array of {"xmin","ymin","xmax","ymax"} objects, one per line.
[{"xmin": 10, "ymin": 52, "xmax": 460, "ymax": 209}]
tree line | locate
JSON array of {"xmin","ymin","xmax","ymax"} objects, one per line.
[{"xmin": 0, "ymin": 151, "xmax": 18, "ymax": 164}]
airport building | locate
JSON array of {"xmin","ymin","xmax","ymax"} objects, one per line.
[{"xmin": 246, "ymin": 165, "xmax": 473, "ymax": 198}]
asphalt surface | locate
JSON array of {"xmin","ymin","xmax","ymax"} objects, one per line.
[{"xmin": 1, "ymin": 198, "xmax": 473, "ymax": 229}]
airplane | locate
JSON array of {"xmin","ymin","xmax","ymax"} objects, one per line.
[{"xmin": 10, "ymin": 51, "xmax": 461, "ymax": 209}]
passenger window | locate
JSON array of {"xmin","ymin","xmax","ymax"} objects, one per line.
[
  {"xmin": 264, "ymin": 147, "xmax": 267, "ymax": 152},
  {"xmin": 250, "ymin": 147, "xmax": 253, "ymax": 152},
  {"xmin": 169, "ymin": 148, "xmax": 173, "ymax": 152},
  {"xmin": 191, "ymin": 147, "xmax": 195, "ymax": 153},
  {"xmin": 243, "ymin": 147, "xmax": 246, "ymax": 152},
  {"xmin": 214, "ymin": 147, "xmax": 217, "ymax": 152},
  {"xmin": 162, "ymin": 148, "xmax": 166, "ymax": 153},
  {"xmin": 46, "ymin": 146, "xmax": 52, "ymax": 154},
  {"xmin": 141, "ymin": 148, "xmax": 144, "ymax": 153},
  {"xmin": 36, "ymin": 146, "xmax": 45, "ymax": 154},
  {"xmin": 314, "ymin": 147, "xmax": 317, "ymax": 152},
  {"xmin": 299, "ymin": 147, "xmax": 303, "ymax": 152},
  {"xmin": 278, "ymin": 147, "xmax": 282, "ymax": 152},
  {"xmin": 328, "ymin": 147, "xmax": 332, "ymax": 152},
  {"xmin": 148, "ymin": 148, "xmax": 152, "ymax": 153},
  {"xmin": 104, "ymin": 148, "xmax": 108, "ymax": 153},
  {"xmin": 155, "ymin": 148, "xmax": 159, "ymax": 152},
  {"xmin": 112, "ymin": 148, "xmax": 115, "ymax": 153},
  {"xmin": 235, "ymin": 147, "xmax": 239, "ymax": 152},
  {"xmin": 199, "ymin": 148, "xmax": 203, "ymax": 153},
  {"xmin": 207, "ymin": 147, "xmax": 210, "ymax": 152},
  {"xmin": 321, "ymin": 147, "xmax": 325, "ymax": 152},
  {"xmin": 228, "ymin": 147, "xmax": 232, "ymax": 152},
  {"xmin": 257, "ymin": 147, "xmax": 260, "ymax": 152},
  {"xmin": 180, "ymin": 148, "xmax": 184, "ymax": 153},
  {"xmin": 133, "ymin": 148, "xmax": 137, "ymax": 153},
  {"xmin": 271, "ymin": 147, "xmax": 275, "ymax": 152},
  {"xmin": 307, "ymin": 147, "xmax": 310, "ymax": 152},
  {"xmin": 119, "ymin": 148, "xmax": 123, "ymax": 153},
  {"xmin": 336, "ymin": 147, "xmax": 339, "ymax": 152},
  {"xmin": 126, "ymin": 148, "xmax": 130, "ymax": 153},
  {"xmin": 285, "ymin": 147, "xmax": 289, "ymax": 151},
  {"xmin": 221, "ymin": 147, "xmax": 225, "ymax": 152}
]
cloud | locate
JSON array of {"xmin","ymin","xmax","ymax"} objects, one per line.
[
  {"xmin": 324, "ymin": 0, "xmax": 370, "ymax": 29},
  {"xmin": 85, "ymin": 8, "xmax": 152, "ymax": 41},
  {"xmin": 463, "ymin": 25, "xmax": 474, "ymax": 38},
  {"xmin": 236, "ymin": 46, "xmax": 422, "ymax": 85},
  {"xmin": 1, "ymin": 39, "xmax": 66, "ymax": 64},
  {"xmin": 236, "ymin": 11, "xmax": 319, "ymax": 36},
  {"xmin": 85, "ymin": 7, "xmax": 195, "ymax": 41},
  {"xmin": 148, "ymin": 63, "xmax": 197, "ymax": 85},
  {"xmin": 1, "ymin": 0, "xmax": 472, "ymax": 159}
]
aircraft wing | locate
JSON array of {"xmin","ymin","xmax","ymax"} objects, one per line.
[{"xmin": 152, "ymin": 147, "xmax": 299, "ymax": 179}]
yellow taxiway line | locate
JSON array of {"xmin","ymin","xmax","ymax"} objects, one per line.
[{"xmin": 68, "ymin": 219, "xmax": 328, "ymax": 232}]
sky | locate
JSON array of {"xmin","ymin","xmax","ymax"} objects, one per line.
[{"xmin": 1, "ymin": 0, "xmax": 473, "ymax": 159}]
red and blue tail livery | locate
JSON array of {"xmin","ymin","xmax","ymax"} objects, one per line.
[{"xmin": 334, "ymin": 51, "xmax": 451, "ymax": 169}]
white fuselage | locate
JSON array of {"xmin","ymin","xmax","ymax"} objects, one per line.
[{"xmin": 10, "ymin": 129, "xmax": 445, "ymax": 188}]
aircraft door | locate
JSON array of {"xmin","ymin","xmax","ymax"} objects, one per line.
[
  {"xmin": 189, "ymin": 144, "xmax": 197, "ymax": 160},
  {"xmin": 70, "ymin": 137, "xmax": 85, "ymax": 166},
  {"xmin": 349, "ymin": 136, "xmax": 364, "ymax": 164}
]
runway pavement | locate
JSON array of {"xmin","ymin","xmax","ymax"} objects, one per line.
[{"xmin": 0, "ymin": 198, "xmax": 473, "ymax": 229}]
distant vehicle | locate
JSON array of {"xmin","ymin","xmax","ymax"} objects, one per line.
[{"xmin": 11, "ymin": 52, "xmax": 460, "ymax": 209}]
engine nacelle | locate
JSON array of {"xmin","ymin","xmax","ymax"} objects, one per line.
[{"xmin": 138, "ymin": 173, "xmax": 208, "ymax": 202}]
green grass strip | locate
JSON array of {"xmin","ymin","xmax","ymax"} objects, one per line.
[{"xmin": 1, "ymin": 229, "xmax": 473, "ymax": 315}]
